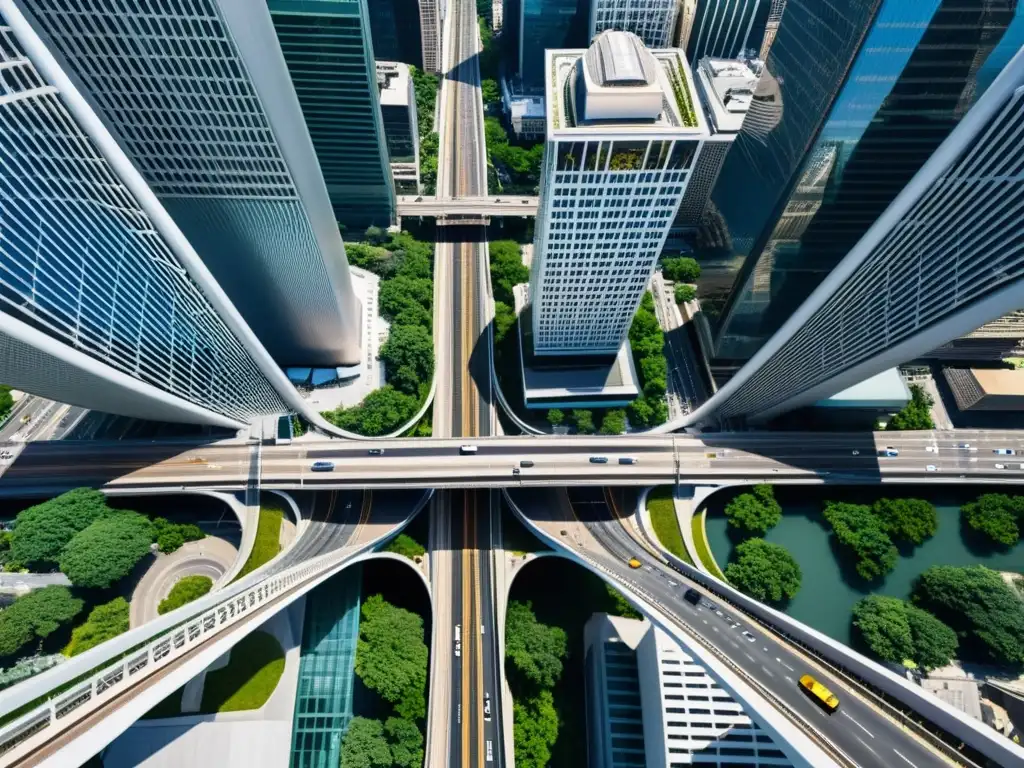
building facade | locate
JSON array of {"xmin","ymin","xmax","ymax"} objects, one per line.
[
  {"xmin": 590, "ymin": 0, "xmax": 680, "ymax": 48},
  {"xmin": 686, "ymin": 0, "xmax": 770, "ymax": 62},
  {"xmin": 0, "ymin": 10, "xmax": 291, "ymax": 428},
  {"xmin": 14, "ymin": 0, "xmax": 363, "ymax": 370},
  {"xmin": 687, "ymin": 45, "xmax": 1024, "ymax": 424},
  {"xmin": 520, "ymin": 0, "xmax": 589, "ymax": 92},
  {"xmin": 677, "ymin": 0, "xmax": 699, "ymax": 51},
  {"xmin": 419, "ymin": 0, "xmax": 442, "ymax": 73},
  {"xmin": 695, "ymin": 0, "xmax": 1024, "ymax": 379},
  {"xmin": 366, "ymin": 0, "xmax": 423, "ymax": 68},
  {"xmin": 270, "ymin": 0, "xmax": 396, "ymax": 234},
  {"xmin": 530, "ymin": 32, "xmax": 710, "ymax": 356},
  {"xmin": 378, "ymin": 62, "xmax": 421, "ymax": 194}
]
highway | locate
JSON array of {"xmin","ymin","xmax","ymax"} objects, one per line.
[
  {"xmin": 5, "ymin": 430, "xmax": 1024, "ymax": 493},
  {"xmin": 396, "ymin": 195, "xmax": 538, "ymax": 219},
  {"xmin": 510, "ymin": 486, "xmax": 950, "ymax": 768}
]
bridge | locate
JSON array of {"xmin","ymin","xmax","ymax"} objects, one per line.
[{"xmin": 396, "ymin": 194, "xmax": 538, "ymax": 222}]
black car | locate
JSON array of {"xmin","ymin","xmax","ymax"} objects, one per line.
[
  {"xmin": 368, "ymin": 448, "xmax": 384, "ymax": 455},
  {"xmin": 520, "ymin": 459, "xmax": 535, "ymax": 468},
  {"xmin": 589, "ymin": 456, "xmax": 608, "ymax": 464},
  {"xmin": 483, "ymin": 693, "xmax": 492, "ymax": 721},
  {"xmin": 683, "ymin": 588, "xmax": 701, "ymax": 606},
  {"xmin": 310, "ymin": 461, "xmax": 335, "ymax": 472}
]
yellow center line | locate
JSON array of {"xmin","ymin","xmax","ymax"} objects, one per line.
[{"xmin": 461, "ymin": 492, "xmax": 472, "ymax": 767}]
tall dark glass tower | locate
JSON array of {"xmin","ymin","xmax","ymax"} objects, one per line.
[
  {"xmin": 519, "ymin": 0, "xmax": 590, "ymax": 91},
  {"xmin": 696, "ymin": 0, "xmax": 1022, "ymax": 378},
  {"xmin": 687, "ymin": 0, "xmax": 772, "ymax": 61},
  {"xmin": 367, "ymin": 0, "xmax": 423, "ymax": 68}
]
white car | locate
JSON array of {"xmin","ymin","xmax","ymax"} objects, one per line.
[
  {"xmin": 925, "ymin": 446, "xmax": 938, "ymax": 453},
  {"xmin": 742, "ymin": 631, "xmax": 756, "ymax": 643},
  {"xmin": 994, "ymin": 448, "xmax": 1016, "ymax": 455},
  {"xmin": 995, "ymin": 463, "xmax": 1007, "ymax": 470},
  {"xmin": 926, "ymin": 465, "xmax": 938, "ymax": 472}
]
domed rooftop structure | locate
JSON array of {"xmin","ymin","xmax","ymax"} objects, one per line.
[
  {"xmin": 574, "ymin": 30, "xmax": 665, "ymax": 124},
  {"xmin": 584, "ymin": 30, "xmax": 659, "ymax": 88}
]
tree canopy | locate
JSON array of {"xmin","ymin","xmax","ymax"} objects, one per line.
[
  {"xmin": 546, "ymin": 409, "xmax": 564, "ymax": 427},
  {"xmin": 493, "ymin": 300, "xmax": 517, "ymax": 345},
  {"xmin": 0, "ymin": 585, "xmax": 83, "ymax": 658},
  {"xmin": 724, "ymin": 485, "xmax": 782, "ymax": 536},
  {"xmin": 59, "ymin": 511, "xmax": 154, "ymax": 589},
  {"xmin": 152, "ymin": 517, "xmax": 205, "ymax": 554},
  {"xmin": 960, "ymin": 493, "xmax": 1024, "ymax": 546},
  {"xmin": 571, "ymin": 409, "xmax": 595, "ymax": 435},
  {"xmin": 10, "ymin": 488, "xmax": 113, "ymax": 567},
  {"xmin": 324, "ymin": 386, "xmax": 421, "ymax": 437},
  {"xmin": 724, "ymin": 538, "xmax": 802, "ymax": 604},
  {"xmin": 822, "ymin": 501, "xmax": 898, "ymax": 581},
  {"xmin": 871, "ymin": 498, "xmax": 937, "ymax": 546},
  {"xmin": 355, "ymin": 595, "xmax": 429, "ymax": 720},
  {"xmin": 599, "ymin": 409, "xmax": 627, "ymax": 435},
  {"xmin": 851, "ymin": 595, "xmax": 957, "ymax": 670},
  {"xmin": 0, "ymin": 385, "xmax": 12, "ymax": 423},
  {"xmin": 912, "ymin": 565, "xmax": 1024, "ymax": 666},
  {"xmin": 490, "ymin": 240, "xmax": 529, "ymax": 305},
  {"xmin": 505, "ymin": 600, "xmax": 568, "ymax": 690},
  {"xmin": 513, "ymin": 690, "xmax": 559, "ymax": 768},
  {"xmin": 481, "ymin": 78, "xmax": 500, "ymax": 107},
  {"xmin": 158, "ymin": 575, "xmax": 213, "ymax": 615},
  {"xmin": 886, "ymin": 384, "xmax": 934, "ymax": 430},
  {"xmin": 627, "ymin": 292, "xmax": 669, "ymax": 428},
  {"xmin": 380, "ymin": 324, "xmax": 434, "ymax": 396},
  {"xmin": 662, "ymin": 257, "xmax": 701, "ymax": 283},
  {"xmin": 675, "ymin": 284, "xmax": 696, "ymax": 303},
  {"xmin": 64, "ymin": 597, "xmax": 130, "ymax": 657},
  {"xmin": 340, "ymin": 717, "xmax": 393, "ymax": 768},
  {"xmin": 384, "ymin": 534, "xmax": 426, "ymax": 560}
]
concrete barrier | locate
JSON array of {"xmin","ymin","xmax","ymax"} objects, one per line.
[{"xmin": 634, "ymin": 489, "xmax": 1024, "ymax": 768}]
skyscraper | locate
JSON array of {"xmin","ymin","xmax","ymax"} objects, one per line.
[
  {"xmin": 696, "ymin": 0, "xmax": 1023, "ymax": 378},
  {"xmin": 14, "ymin": 0, "xmax": 363, "ymax": 370},
  {"xmin": 367, "ymin": 0, "xmax": 423, "ymax": 68},
  {"xmin": 590, "ymin": 0, "xmax": 680, "ymax": 48},
  {"xmin": 686, "ymin": 0, "xmax": 771, "ymax": 62},
  {"xmin": 685, "ymin": 45, "xmax": 1024, "ymax": 424},
  {"xmin": 269, "ymin": 0, "xmax": 396, "ymax": 233},
  {"xmin": 520, "ymin": 0, "xmax": 589, "ymax": 92},
  {"xmin": 419, "ymin": 0, "xmax": 442, "ymax": 73},
  {"xmin": 531, "ymin": 32, "xmax": 710, "ymax": 356},
  {"xmin": 378, "ymin": 61, "xmax": 421, "ymax": 195},
  {"xmin": 0, "ymin": 9, "xmax": 295, "ymax": 428}
]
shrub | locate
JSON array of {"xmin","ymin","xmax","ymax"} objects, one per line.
[
  {"xmin": 158, "ymin": 575, "xmax": 214, "ymax": 615},
  {"xmin": 0, "ymin": 586, "xmax": 83, "ymax": 658},
  {"xmin": 662, "ymin": 256, "xmax": 701, "ymax": 283},
  {"xmin": 852, "ymin": 595, "xmax": 957, "ymax": 670},
  {"xmin": 385, "ymin": 534, "xmax": 426, "ymax": 560},
  {"xmin": 675, "ymin": 284, "xmax": 696, "ymax": 303},
  {"xmin": 64, "ymin": 597, "xmax": 129, "ymax": 657}
]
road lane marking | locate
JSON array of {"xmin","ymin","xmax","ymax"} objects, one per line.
[
  {"xmin": 728, "ymin": 640, "xmax": 739, "ymax": 648},
  {"xmin": 892, "ymin": 749, "xmax": 918, "ymax": 767},
  {"xmin": 776, "ymin": 658, "xmax": 795, "ymax": 672},
  {"xmin": 760, "ymin": 665, "xmax": 774, "ymax": 678},
  {"xmin": 744, "ymin": 653, "xmax": 755, "ymax": 662},
  {"xmin": 711, "ymin": 626, "xmax": 719, "ymax": 633},
  {"xmin": 856, "ymin": 736, "xmax": 880, "ymax": 758},
  {"xmin": 842, "ymin": 711, "xmax": 875, "ymax": 738},
  {"xmin": 784, "ymin": 675, "xmax": 794, "ymax": 684},
  {"xmin": 702, "ymin": 619, "xmax": 708, "ymax": 624}
]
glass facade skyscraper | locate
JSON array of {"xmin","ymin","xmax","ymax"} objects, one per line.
[
  {"xmin": 519, "ymin": 0, "xmax": 589, "ymax": 92},
  {"xmin": 686, "ymin": 0, "xmax": 771, "ymax": 62},
  {"xmin": 15, "ymin": 0, "xmax": 363, "ymax": 369},
  {"xmin": 269, "ymin": 0, "xmax": 395, "ymax": 233},
  {"xmin": 696, "ymin": 0, "xmax": 1023, "ymax": 376},
  {"xmin": 366, "ymin": 0, "xmax": 423, "ymax": 67}
]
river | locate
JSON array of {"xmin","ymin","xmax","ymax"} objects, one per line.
[{"xmin": 703, "ymin": 486, "xmax": 1024, "ymax": 647}]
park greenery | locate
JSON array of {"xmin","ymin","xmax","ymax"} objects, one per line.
[
  {"xmin": 410, "ymin": 66, "xmax": 439, "ymax": 194},
  {"xmin": 0, "ymin": 586, "xmax": 82, "ymax": 659},
  {"xmin": 822, "ymin": 501, "xmax": 898, "ymax": 581},
  {"xmin": 662, "ymin": 256, "xmax": 701, "ymax": 283},
  {"xmin": 343, "ymin": 595, "xmax": 428, "ymax": 767},
  {"xmin": 478, "ymin": 15, "xmax": 499, "ymax": 80},
  {"xmin": 506, "ymin": 600, "xmax": 567, "ymax": 768},
  {"xmin": 64, "ymin": 597, "xmax": 129, "ymax": 658},
  {"xmin": 199, "ymin": 631, "xmax": 285, "ymax": 713},
  {"xmin": 912, "ymin": 565, "xmax": 1024, "ymax": 666},
  {"xmin": 872, "ymin": 498, "xmax": 939, "ymax": 546},
  {"xmin": 960, "ymin": 493, "xmax": 1024, "ymax": 547},
  {"xmin": 724, "ymin": 538, "xmax": 802, "ymax": 604},
  {"xmin": 8, "ymin": 487, "xmax": 114, "ymax": 569},
  {"xmin": 851, "ymin": 595, "xmax": 958, "ymax": 670},
  {"xmin": 885, "ymin": 384, "xmax": 934, "ymax": 431},
  {"xmin": 482, "ymin": 77, "xmax": 500, "ymax": 109},
  {"xmin": 605, "ymin": 583, "xmax": 642, "ymax": 620},
  {"xmin": 234, "ymin": 501, "xmax": 284, "ymax": 581},
  {"xmin": 486, "ymin": 117, "xmax": 544, "ymax": 195},
  {"xmin": 384, "ymin": 534, "xmax": 426, "ymax": 561},
  {"xmin": 490, "ymin": 239, "xmax": 529, "ymax": 306},
  {"xmin": 325, "ymin": 230, "xmax": 434, "ymax": 436},
  {"xmin": 675, "ymin": 284, "xmax": 696, "ymax": 303},
  {"xmin": 152, "ymin": 516, "xmax": 205, "ymax": 554},
  {"xmin": 0, "ymin": 385, "xmax": 12, "ymax": 424},
  {"xmin": 59, "ymin": 511, "xmax": 154, "ymax": 589},
  {"xmin": 158, "ymin": 575, "xmax": 213, "ymax": 616},
  {"xmin": 724, "ymin": 484, "xmax": 781, "ymax": 536},
  {"xmin": 627, "ymin": 293, "xmax": 670, "ymax": 429},
  {"xmin": 648, "ymin": 487, "xmax": 692, "ymax": 564}
]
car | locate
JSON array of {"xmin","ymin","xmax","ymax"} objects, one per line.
[
  {"xmin": 881, "ymin": 447, "xmax": 899, "ymax": 457},
  {"xmin": 683, "ymin": 588, "xmax": 701, "ymax": 605},
  {"xmin": 186, "ymin": 456, "xmax": 207, "ymax": 464},
  {"xmin": 956, "ymin": 443, "xmax": 975, "ymax": 450},
  {"xmin": 483, "ymin": 693, "xmax": 492, "ymax": 721},
  {"xmin": 310, "ymin": 460, "xmax": 335, "ymax": 472},
  {"xmin": 851, "ymin": 450, "xmax": 860, "ymax": 456},
  {"xmin": 742, "ymin": 631, "xmax": 756, "ymax": 643},
  {"xmin": 460, "ymin": 445, "xmax": 478, "ymax": 455},
  {"xmin": 618, "ymin": 457, "xmax": 637, "ymax": 465},
  {"xmin": 512, "ymin": 467, "xmax": 521, "ymax": 475},
  {"xmin": 520, "ymin": 459, "xmax": 535, "ymax": 468},
  {"xmin": 995, "ymin": 463, "xmax": 1007, "ymax": 470},
  {"xmin": 368, "ymin": 448, "xmax": 384, "ymax": 455},
  {"xmin": 627, "ymin": 558, "xmax": 642, "ymax": 569},
  {"xmin": 926, "ymin": 465, "xmax": 938, "ymax": 472},
  {"xmin": 454, "ymin": 624, "xmax": 461, "ymax": 657},
  {"xmin": 925, "ymin": 446, "xmax": 937, "ymax": 453},
  {"xmin": 995, "ymin": 448, "xmax": 1016, "ymax": 455},
  {"xmin": 590, "ymin": 456, "xmax": 609, "ymax": 464},
  {"xmin": 703, "ymin": 600, "xmax": 719, "ymax": 612}
]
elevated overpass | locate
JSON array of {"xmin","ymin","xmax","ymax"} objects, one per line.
[{"xmin": 396, "ymin": 195, "xmax": 538, "ymax": 223}]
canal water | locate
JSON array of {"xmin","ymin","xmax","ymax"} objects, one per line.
[{"xmin": 703, "ymin": 486, "xmax": 1024, "ymax": 647}]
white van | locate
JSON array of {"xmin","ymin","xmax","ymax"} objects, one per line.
[{"xmin": 460, "ymin": 445, "xmax": 478, "ymax": 455}]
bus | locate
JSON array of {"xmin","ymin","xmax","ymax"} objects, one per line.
[{"xmin": 798, "ymin": 675, "xmax": 839, "ymax": 713}]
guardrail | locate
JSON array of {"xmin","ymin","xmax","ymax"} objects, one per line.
[
  {"xmin": 0, "ymin": 492, "xmax": 432, "ymax": 765},
  {"xmin": 633, "ymin": 489, "xmax": 1019, "ymax": 768}
]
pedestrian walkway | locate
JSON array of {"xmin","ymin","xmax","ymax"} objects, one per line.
[{"xmin": 289, "ymin": 566, "xmax": 363, "ymax": 768}]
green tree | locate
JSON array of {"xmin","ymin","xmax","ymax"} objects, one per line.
[
  {"xmin": 639, "ymin": 355, "xmax": 667, "ymax": 398},
  {"xmin": 152, "ymin": 517, "xmax": 205, "ymax": 554},
  {"xmin": 599, "ymin": 410, "xmax": 627, "ymax": 435},
  {"xmin": 724, "ymin": 539, "xmax": 802, "ymax": 603},
  {"xmin": 158, "ymin": 575, "xmax": 213, "ymax": 615},
  {"xmin": 64, "ymin": 597, "xmax": 130, "ymax": 657},
  {"xmin": 493, "ymin": 300, "xmax": 516, "ymax": 344},
  {"xmin": 887, "ymin": 384, "xmax": 934, "ymax": 430},
  {"xmin": 59, "ymin": 512, "xmax": 154, "ymax": 589},
  {"xmin": 10, "ymin": 488, "xmax": 113, "ymax": 567},
  {"xmin": 675, "ymin": 284, "xmax": 696, "ymax": 303},
  {"xmin": 384, "ymin": 534, "xmax": 426, "ymax": 560},
  {"xmin": 960, "ymin": 493, "xmax": 1024, "ymax": 546},
  {"xmin": 571, "ymin": 409, "xmax": 595, "ymax": 435},
  {"xmin": 355, "ymin": 595, "xmax": 429, "ymax": 720},
  {"xmin": 852, "ymin": 595, "xmax": 957, "ymax": 670},
  {"xmin": 381, "ymin": 324, "xmax": 434, "ymax": 395},
  {"xmin": 662, "ymin": 256, "xmax": 701, "ymax": 283},
  {"xmin": 340, "ymin": 717, "xmax": 392, "ymax": 768},
  {"xmin": 379, "ymin": 275, "xmax": 432, "ymax": 322},
  {"xmin": 481, "ymin": 78, "xmax": 500, "ymax": 106},
  {"xmin": 384, "ymin": 717, "xmax": 424, "ymax": 768},
  {"xmin": 913, "ymin": 565, "xmax": 1024, "ymax": 665},
  {"xmin": 489, "ymin": 240, "xmax": 529, "ymax": 304},
  {"xmin": 872, "ymin": 498, "xmax": 938, "ymax": 546},
  {"xmin": 324, "ymin": 386, "xmax": 421, "ymax": 437},
  {"xmin": 546, "ymin": 409, "xmax": 564, "ymax": 428},
  {"xmin": 0, "ymin": 585, "xmax": 83, "ymax": 658},
  {"xmin": 628, "ymin": 395, "xmax": 667, "ymax": 428},
  {"xmin": 513, "ymin": 690, "xmax": 559, "ymax": 768},
  {"xmin": 0, "ymin": 385, "xmax": 12, "ymax": 423},
  {"xmin": 724, "ymin": 484, "xmax": 782, "ymax": 536},
  {"xmin": 822, "ymin": 501, "xmax": 897, "ymax": 581},
  {"xmin": 505, "ymin": 600, "xmax": 568, "ymax": 689},
  {"xmin": 605, "ymin": 583, "xmax": 641, "ymax": 620}
]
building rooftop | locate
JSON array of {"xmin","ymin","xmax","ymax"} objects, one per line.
[
  {"xmin": 815, "ymin": 367, "xmax": 911, "ymax": 409},
  {"xmin": 695, "ymin": 56, "xmax": 761, "ymax": 133},
  {"xmin": 546, "ymin": 32, "xmax": 707, "ymax": 138},
  {"xmin": 376, "ymin": 61, "xmax": 410, "ymax": 107},
  {"xmin": 970, "ymin": 368, "xmax": 1024, "ymax": 395}
]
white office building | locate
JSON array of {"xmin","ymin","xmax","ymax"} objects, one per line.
[
  {"xmin": 530, "ymin": 31, "xmax": 710, "ymax": 357},
  {"xmin": 378, "ymin": 62, "xmax": 421, "ymax": 194},
  {"xmin": 590, "ymin": 0, "xmax": 680, "ymax": 49},
  {"xmin": 584, "ymin": 614, "xmax": 792, "ymax": 767}
]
